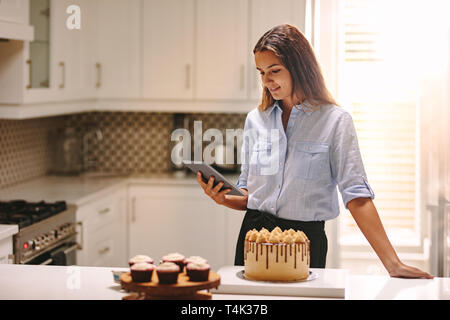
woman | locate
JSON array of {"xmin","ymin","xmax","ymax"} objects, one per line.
[{"xmin": 196, "ymin": 24, "xmax": 432, "ymax": 278}]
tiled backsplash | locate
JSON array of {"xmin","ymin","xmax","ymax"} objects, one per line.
[{"xmin": 0, "ymin": 112, "xmax": 246, "ymax": 189}]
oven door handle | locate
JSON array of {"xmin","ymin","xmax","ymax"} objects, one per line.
[
  {"xmin": 64, "ymin": 243, "xmax": 81, "ymax": 255},
  {"xmin": 41, "ymin": 258, "xmax": 53, "ymax": 265}
]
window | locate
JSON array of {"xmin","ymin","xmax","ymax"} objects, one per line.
[{"xmin": 338, "ymin": 0, "xmax": 423, "ymax": 247}]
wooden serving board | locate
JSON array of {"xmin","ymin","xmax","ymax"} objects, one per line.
[{"xmin": 120, "ymin": 271, "xmax": 220, "ymax": 300}]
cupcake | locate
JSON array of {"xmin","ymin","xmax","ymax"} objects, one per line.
[
  {"xmin": 161, "ymin": 252, "xmax": 185, "ymax": 272},
  {"xmin": 186, "ymin": 262, "xmax": 210, "ymax": 282},
  {"xmin": 130, "ymin": 262, "xmax": 155, "ymax": 282},
  {"xmin": 156, "ymin": 262, "xmax": 180, "ymax": 284},
  {"xmin": 128, "ymin": 255, "xmax": 154, "ymax": 266}
]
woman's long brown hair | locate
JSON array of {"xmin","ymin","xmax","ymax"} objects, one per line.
[{"xmin": 254, "ymin": 24, "xmax": 338, "ymax": 111}]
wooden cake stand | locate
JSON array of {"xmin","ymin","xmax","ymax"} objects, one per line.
[{"xmin": 120, "ymin": 271, "xmax": 220, "ymax": 300}]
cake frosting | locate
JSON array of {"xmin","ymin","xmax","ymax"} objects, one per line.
[
  {"xmin": 157, "ymin": 261, "xmax": 180, "ymax": 272},
  {"xmin": 162, "ymin": 253, "xmax": 185, "ymax": 261},
  {"xmin": 130, "ymin": 262, "xmax": 155, "ymax": 271},
  {"xmin": 128, "ymin": 255, "xmax": 154, "ymax": 266},
  {"xmin": 184, "ymin": 256, "xmax": 208, "ymax": 265},
  {"xmin": 244, "ymin": 227, "xmax": 310, "ymax": 281}
]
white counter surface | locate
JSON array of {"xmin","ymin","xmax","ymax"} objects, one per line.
[
  {"xmin": 0, "ymin": 224, "xmax": 18, "ymax": 241},
  {"xmin": 0, "ymin": 172, "xmax": 238, "ymax": 206},
  {"xmin": 0, "ymin": 264, "xmax": 448, "ymax": 300}
]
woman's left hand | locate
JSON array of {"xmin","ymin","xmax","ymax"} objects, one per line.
[{"xmin": 388, "ymin": 261, "xmax": 434, "ymax": 279}]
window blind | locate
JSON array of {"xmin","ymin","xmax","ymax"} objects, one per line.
[{"xmin": 339, "ymin": 0, "xmax": 418, "ymax": 239}]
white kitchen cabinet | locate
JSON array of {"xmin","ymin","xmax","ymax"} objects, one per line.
[
  {"xmin": 248, "ymin": 0, "xmax": 307, "ymax": 100},
  {"xmin": 195, "ymin": 0, "xmax": 248, "ymax": 100},
  {"xmin": 0, "ymin": 225, "xmax": 18, "ymax": 264},
  {"xmin": 128, "ymin": 183, "xmax": 243, "ymax": 270},
  {"xmin": 141, "ymin": 0, "xmax": 195, "ymax": 100},
  {"xmin": 0, "ymin": 0, "xmax": 28, "ymax": 24},
  {"xmin": 76, "ymin": 187, "xmax": 127, "ymax": 267},
  {"xmin": 0, "ymin": 0, "xmax": 96, "ymax": 104},
  {"xmin": 94, "ymin": 0, "xmax": 140, "ymax": 99}
]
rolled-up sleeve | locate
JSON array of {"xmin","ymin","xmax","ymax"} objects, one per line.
[
  {"xmin": 236, "ymin": 116, "xmax": 250, "ymax": 190},
  {"xmin": 330, "ymin": 112, "xmax": 375, "ymax": 209}
]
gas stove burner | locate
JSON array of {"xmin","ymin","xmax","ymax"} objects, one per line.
[{"xmin": 0, "ymin": 200, "xmax": 67, "ymax": 229}]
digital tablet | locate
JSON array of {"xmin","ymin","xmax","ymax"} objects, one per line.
[{"xmin": 183, "ymin": 161, "xmax": 246, "ymax": 196}]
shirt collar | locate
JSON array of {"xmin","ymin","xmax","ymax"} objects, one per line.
[{"xmin": 265, "ymin": 100, "xmax": 318, "ymax": 118}]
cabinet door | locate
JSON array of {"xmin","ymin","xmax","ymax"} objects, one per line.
[
  {"xmin": 195, "ymin": 0, "xmax": 248, "ymax": 100},
  {"xmin": 50, "ymin": 0, "xmax": 79, "ymax": 100},
  {"xmin": 0, "ymin": 0, "xmax": 28, "ymax": 24},
  {"xmin": 128, "ymin": 184, "xmax": 228, "ymax": 270},
  {"xmin": 142, "ymin": 0, "xmax": 194, "ymax": 100},
  {"xmin": 76, "ymin": 188, "xmax": 127, "ymax": 267},
  {"xmin": 249, "ymin": 0, "xmax": 307, "ymax": 100},
  {"xmin": 95, "ymin": 0, "xmax": 140, "ymax": 99}
]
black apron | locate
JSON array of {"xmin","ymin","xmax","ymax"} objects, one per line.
[{"xmin": 235, "ymin": 208, "xmax": 328, "ymax": 268}]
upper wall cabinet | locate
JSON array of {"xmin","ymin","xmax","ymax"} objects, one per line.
[
  {"xmin": 248, "ymin": 0, "xmax": 307, "ymax": 101},
  {"xmin": 95, "ymin": 0, "xmax": 141, "ymax": 99},
  {"xmin": 0, "ymin": 0, "xmax": 96, "ymax": 104},
  {"xmin": 195, "ymin": 0, "xmax": 248, "ymax": 101},
  {"xmin": 0, "ymin": 0, "xmax": 29, "ymax": 24},
  {"xmin": 142, "ymin": 0, "xmax": 195, "ymax": 100}
]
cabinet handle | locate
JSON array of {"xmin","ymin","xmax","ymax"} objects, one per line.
[
  {"xmin": 98, "ymin": 246, "xmax": 110, "ymax": 255},
  {"xmin": 240, "ymin": 65, "xmax": 245, "ymax": 90},
  {"xmin": 98, "ymin": 207, "xmax": 110, "ymax": 215},
  {"xmin": 26, "ymin": 59, "xmax": 32, "ymax": 89},
  {"xmin": 185, "ymin": 64, "xmax": 191, "ymax": 89},
  {"xmin": 96, "ymin": 63, "xmax": 102, "ymax": 88},
  {"xmin": 59, "ymin": 61, "xmax": 65, "ymax": 89},
  {"xmin": 131, "ymin": 197, "xmax": 136, "ymax": 223},
  {"xmin": 76, "ymin": 221, "xmax": 84, "ymax": 250}
]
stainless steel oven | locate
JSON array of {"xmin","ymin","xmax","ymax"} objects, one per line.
[{"xmin": 0, "ymin": 200, "xmax": 80, "ymax": 265}]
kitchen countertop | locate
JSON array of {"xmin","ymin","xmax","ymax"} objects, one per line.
[
  {"xmin": 0, "ymin": 171, "xmax": 240, "ymax": 206},
  {"xmin": 0, "ymin": 264, "xmax": 448, "ymax": 300},
  {"xmin": 0, "ymin": 224, "xmax": 18, "ymax": 241}
]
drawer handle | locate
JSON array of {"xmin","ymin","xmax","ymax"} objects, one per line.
[
  {"xmin": 185, "ymin": 64, "xmax": 191, "ymax": 89},
  {"xmin": 98, "ymin": 247, "xmax": 110, "ymax": 255},
  {"xmin": 98, "ymin": 208, "xmax": 110, "ymax": 215},
  {"xmin": 59, "ymin": 61, "xmax": 65, "ymax": 89},
  {"xmin": 26, "ymin": 59, "xmax": 32, "ymax": 89},
  {"xmin": 95, "ymin": 62, "xmax": 102, "ymax": 88}
]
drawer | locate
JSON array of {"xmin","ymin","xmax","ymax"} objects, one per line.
[
  {"xmin": 77, "ymin": 190, "xmax": 126, "ymax": 232},
  {"xmin": 87, "ymin": 223, "xmax": 126, "ymax": 267}
]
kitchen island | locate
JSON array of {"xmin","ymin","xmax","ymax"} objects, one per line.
[{"xmin": 0, "ymin": 264, "xmax": 448, "ymax": 300}]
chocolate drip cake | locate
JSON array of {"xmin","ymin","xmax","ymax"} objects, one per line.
[{"xmin": 244, "ymin": 227, "xmax": 310, "ymax": 281}]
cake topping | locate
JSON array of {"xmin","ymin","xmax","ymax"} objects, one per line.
[
  {"xmin": 268, "ymin": 232, "xmax": 280, "ymax": 244},
  {"xmin": 130, "ymin": 262, "xmax": 155, "ymax": 271},
  {"xmin": 184, "ymin": 256, "xmax": 208, "ymax": 265},
  {"xmin": 162, "ymin": 252, "xmax": 185, "ymax": 261},
  {"xmin": 157, "ymin": 262, "xmax": 180, "ymax": 272},
  {"xmin": 246, "ymin": 227, "xmax": 308, "ymax": 244},
  {"xmin": 256, "ymin": 232, "xmax": 268, "ymax": 243},
  {"xmin": 272, "ymin": 226, "xmax": 282, "ymax": 234},
  {"xmin": 129, "ymin": 255, "xmax": 154, "ymax": 264},
  {"xmin": 186, "ymin": 262, "xmax": 210, "ymax": 270},
  {"xmin": 283, "ymin": 235, "xmax": 294, "ymax": 244}
]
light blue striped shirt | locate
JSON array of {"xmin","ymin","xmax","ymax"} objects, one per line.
[{"xmin": 236, "ymin": 100, "xmax": 375, "ymax": 221}]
